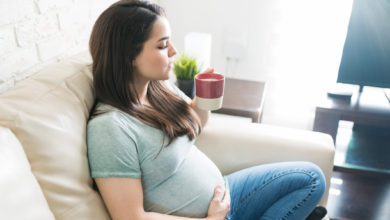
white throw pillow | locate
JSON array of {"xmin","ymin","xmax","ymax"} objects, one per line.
[
  {"xmin": 0, "ymin": 126, "xmax": 55, "ymax": 220},
  {"xmin": 0, "ymin": 52, "xmax": 110, "ymax": 219}
]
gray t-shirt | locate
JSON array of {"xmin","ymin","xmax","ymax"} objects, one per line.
[{"xmin": 87, "ymin": 81, "xmax": 226, "ymax": 217}]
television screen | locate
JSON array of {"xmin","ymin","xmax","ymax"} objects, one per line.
[{"xmin": 337, "ymin": 0, "xmax": 390, "ymax": 89}]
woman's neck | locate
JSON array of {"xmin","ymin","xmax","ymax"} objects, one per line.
[{"xmin": 133, "ymin": 77, "xmax": 150, "ymax": 106}]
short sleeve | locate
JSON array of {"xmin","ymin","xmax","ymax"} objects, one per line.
[
  {"xmin": 164, "ymin": 80, "xmax": 192, "ymax": 103},
  {"xmin": 87, "ymin": 113, "xmax": 141, "ymax": 178}
]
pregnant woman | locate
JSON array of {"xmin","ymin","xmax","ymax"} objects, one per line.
[{"xmin": 87, "ymin": 1, "xmax": 327, "ymax": 219}]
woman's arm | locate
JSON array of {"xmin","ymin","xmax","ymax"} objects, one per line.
[
  {"xmin": 95, "ymin": 178, "xmax": 229, "ymax": 220},
  {"xmin": 190, "ymin": 99, "xmax": 210, "ymax": 128}
]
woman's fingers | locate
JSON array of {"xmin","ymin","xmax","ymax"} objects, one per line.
[
  {"xmin": 207, "ymin": 185, "xmax": 230, "ymax": 220},
  {"xmin": 213, "ymin": 185, "xmax": 223, "ymax": 200},
  {"xmin": 202, "ymin": 67, "xmax": 215, "ymax": 74},
  {"xmin": 214, "ymin": 185, "xmax": 230, "ymax": 207},
  {"xmin": 222, "ymin": 188, "xmax": 230, "ymax": 204}
]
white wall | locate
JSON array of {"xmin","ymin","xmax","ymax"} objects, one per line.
[
  {"xmin": 0, "ymin": 0, "xmax": 352, "ymax": 130},
  {"xmin": 160, "ymin": 0, "xmax": 274, "ymax": 80},
  {"xmin": 159, "ymin": 0, "xmax": 352, "ymax": 130},
  {"xmin": 0, "ymin": 0, "xmax": 117, "ymax": 93}
]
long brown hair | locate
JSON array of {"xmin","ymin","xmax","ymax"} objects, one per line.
[{"xmin": 89, "ymin": 0, "xmax": 201, "ymax": 145}]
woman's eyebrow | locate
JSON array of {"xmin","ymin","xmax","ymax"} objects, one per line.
[{"xmin": 157, "ymin": 36, "xmax": 169, "ymax": 42}]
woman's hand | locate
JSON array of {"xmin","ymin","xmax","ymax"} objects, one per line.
[
  {"xmin": 206, "ymin": 185, "xmax": 231, "ymax": 220},
  {"xmin": 202, "ymin": 67, "xmax": 215, "ymax": 74}
]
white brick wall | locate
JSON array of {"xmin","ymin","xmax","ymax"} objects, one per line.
[{"xmin": 0, "ymin": 0, "xmax": 119, "ymax": 94}]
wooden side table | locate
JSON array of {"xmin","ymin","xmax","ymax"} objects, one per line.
[
  {"xmin": 313, "ymin": 87, "xmax": 390, "ymax": 143},
  {"xmin": 212, "ymin": 78, "xmax": 266, "ymax": 123}
]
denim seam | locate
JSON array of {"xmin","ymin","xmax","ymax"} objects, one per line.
[
  {"xmin": 230, "ymin": 170, "xmax": 318, "ymax": 219},
  {"xmin": 281, "ymin": 172, "xmax": 318, "ymax": 220}
]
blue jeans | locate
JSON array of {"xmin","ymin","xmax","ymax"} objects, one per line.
[{"xmin": 226, "ymin": 161, "xmax": 326, "ymax": 220}]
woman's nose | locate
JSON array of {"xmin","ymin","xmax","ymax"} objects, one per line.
[{"xmin": 168, "ymin": 41, "xmax": 177, "ymax": 57}]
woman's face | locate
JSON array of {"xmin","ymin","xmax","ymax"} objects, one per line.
[{"xmin": 133, "ymin": 16, "xmax": 177, "ymax": 82}]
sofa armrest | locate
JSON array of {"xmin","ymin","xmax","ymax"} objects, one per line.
[{"xmin": 195, "ymin": 114, "xmax": 335, "ymax": 206}]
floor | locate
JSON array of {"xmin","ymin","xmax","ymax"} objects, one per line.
[
  {"xmin": 327, "ymin": 169, "xmax": 390, "ymax": 220},
  {"xmin": 326, "ymin": 121, "xmax": 390, "ymax": 220}
]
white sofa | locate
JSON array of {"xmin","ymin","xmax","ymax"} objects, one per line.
[{"xmin": 0, "ymin": 51, "xmax": 335, "ymax": 220}]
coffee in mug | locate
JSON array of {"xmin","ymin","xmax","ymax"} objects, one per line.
[{"xmin": 195, "ymin": 72, "xmax": 225, "ymax": 110}]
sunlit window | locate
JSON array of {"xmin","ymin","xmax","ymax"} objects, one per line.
[{"xmin": 261, "ymin": 0, "xmax": 354, "ymax": 129}]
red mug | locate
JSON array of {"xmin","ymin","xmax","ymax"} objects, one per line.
[{"xmin": 195, "ymin": 72, "xmax": 225, "ymax": 110}]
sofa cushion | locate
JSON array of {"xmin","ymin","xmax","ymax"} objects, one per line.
[
  {"xmin": 0, "ymin": 126, "xmax": 55, "ymax": 219},
  {"xmin": 0, "ymin": 52, "xmax": 110, "ymax": 219}
]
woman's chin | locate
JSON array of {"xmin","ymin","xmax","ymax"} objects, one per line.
[
  {"xmin": 162, "ymin": 70, "xmax": 172, "ymax": 80},
  {"xmin": 162, "ymin": 76, "xmax": 170, "ymax": 81}
]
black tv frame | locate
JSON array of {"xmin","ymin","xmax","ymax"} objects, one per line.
[{"xmin": 337, "ymin": 0, "xmax": 390, "ymax": 92}]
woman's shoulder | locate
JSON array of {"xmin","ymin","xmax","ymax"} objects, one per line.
[
  {"xmin": 87, "ymin": 103, "xmax": 152, "ymax": 138},
  {"xmin": 88, "ymin": 103, "xmax": 121, "ymax": 123},
  {"xmin": 87, "ymin": 104, "xmax": 140, "ymax": 144},
  {"xmin": 87, "ymin": 103, "xmax": 132, "ymax": 132}
]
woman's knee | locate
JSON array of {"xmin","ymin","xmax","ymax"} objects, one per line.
[{"xmin": 300, "ymin": 162, "xmax": 326, "ymax": 197}]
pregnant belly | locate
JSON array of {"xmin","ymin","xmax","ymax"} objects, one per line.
[{"xmin": 143, "ymin": 147, "xmax": 225, "ymax": 217}]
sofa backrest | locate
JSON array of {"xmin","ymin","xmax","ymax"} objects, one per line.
[{"xmin": 0, "ymin": 51, "xmax": 110, "ymax": 219}]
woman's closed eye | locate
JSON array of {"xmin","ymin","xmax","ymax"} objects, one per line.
[{"xmin": 158, "ymin": 44, "xmax": 168, "ymax": 49}]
